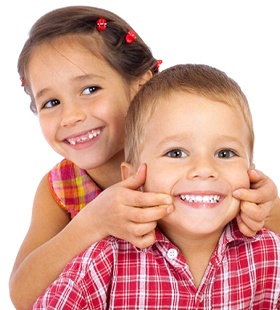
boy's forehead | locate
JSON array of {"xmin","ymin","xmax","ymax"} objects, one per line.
[{"xmin": 143, "ymin": 92, "xmax": 248, "ymax": 138}]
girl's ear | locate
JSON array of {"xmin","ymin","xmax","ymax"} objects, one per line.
[
  {"xmin": 138, "ymin": 70, "xmax": 153, "ymax": 88},
  {"xmin": 121, "ymin": 162, "xmax": 136, "ymax": 181},
  {"xmin": 131, "ymin": 70, "xmax": 153, "ymax": 98}
]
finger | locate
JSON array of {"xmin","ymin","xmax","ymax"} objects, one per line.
[
  {"xmin": 125, "ymin": 220, "xmax": 158, "ymax": 237},
  {"xmin": 127, "ymin": 189, "xmax": 173, "ymax": 208},
  {"xmin": 128, "ymin": 231, "xmax": 157, "ymax": 249},
  {"xmin": 232, "ymin": 188, "xmax": 259, "ymax": 204},
  {"xmin": 236, "ymin": 216, "xmax": 259, "ymax": 237},
  {"xmin": 126, "ymin": 203, "xmax": 174, "ymax": 223},
  {"xmin": 115, "ymin": 221, "xmax": 158, "ymax": 248},
  {"xmin": 233, "ymin": 186, "xmax": 275, "ymax": 205},
  {"xmin": 240, "ymin": 201, "xmax": 268, "ymax": 221},
  {"xmin": 237, "ymin": 211, "xmax": 265, "ymax": 235}
]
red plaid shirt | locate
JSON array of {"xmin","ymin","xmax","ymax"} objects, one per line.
[{"xmin": 32, "ymin": 221, "xmax": 280, "ymax": 309}]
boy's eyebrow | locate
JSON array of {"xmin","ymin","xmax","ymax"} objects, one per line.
[
  {"xmin": 157, "ymin": 134, "xmax": 246, "ymax": 148},
  {"xmin": 155, "ymin": 134, "xmax": 190, "ymax": 149}
]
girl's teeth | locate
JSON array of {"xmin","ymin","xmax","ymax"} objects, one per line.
[
  {"xmin": 67, "ymin": 129, "xmax": 101, "ymax": 145},
  {"xmin": 180, "ymin": 194, "xmax": 220, "ymax": 203}
]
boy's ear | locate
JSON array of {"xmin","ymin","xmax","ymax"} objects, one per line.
[{"xmin": 121, "ymin": 162, "xmax": 136, "ymax": 181}]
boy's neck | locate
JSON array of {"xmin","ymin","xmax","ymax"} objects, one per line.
[{"xmin": 159, "ymin": 225, "xmax": 224, "ymax": 289}]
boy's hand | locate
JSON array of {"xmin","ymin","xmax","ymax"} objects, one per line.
[{"xmin": 233, "ymin": 169, "xmax": 278, "ymax": 237}]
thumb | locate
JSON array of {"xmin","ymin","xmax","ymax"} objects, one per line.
[
  {"xmin": 248, "ymin": 169, "xmax": 266, "ymax": 185},
  {"xmin": 121, "ymin": 163, "xmax": 147, "ymax": 190}
]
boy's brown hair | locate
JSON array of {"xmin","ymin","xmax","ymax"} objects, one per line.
[{"xmin": 124, "ymin": 64, "xmax": 254, "ymax": 165}]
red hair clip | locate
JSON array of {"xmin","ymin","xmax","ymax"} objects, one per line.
[
  {"xmin": 96, "ymin": 18, "xmax": 107, "ymax": 31},
  {"xmin": 154, "ymin": 60, "xmax": 163, "ymax": 71},
  {"xmin": 20, "ymin": 77, "xmax": 25, "ymax": 87},
  {"xmin": 125, "ymin": 30, "xmax": 136, "ymax": 44}
]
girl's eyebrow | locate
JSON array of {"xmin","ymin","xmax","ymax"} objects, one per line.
[
  {"xmin": 34, "ymin": 87, "xmax": 52, "ymax": 101},
  {"xmin": 73, "ymin": 73, "xmax": 103, "ymax": 82},
  {"xmin": 34, "ymin": 74, "xmax": 104, "ymax": 100}
]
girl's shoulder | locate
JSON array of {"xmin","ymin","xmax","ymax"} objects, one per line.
[{"xmin": 48, "ymin": 159, "xmax": 102, "ymax": 217}]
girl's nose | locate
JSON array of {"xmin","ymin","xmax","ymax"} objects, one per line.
[{"xmin": 60, "ymin": 102, "xmax": 86, "ymax": 127}]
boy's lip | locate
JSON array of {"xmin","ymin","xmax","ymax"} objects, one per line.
[
  {"xmin": 63, "ymin": 128, "xmax": 102, "ymax": 145},
  {"xmin": 180, "ymin": 194, "xmax": 221, "ymax": 204}
]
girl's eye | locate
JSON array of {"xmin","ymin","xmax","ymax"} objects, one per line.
[
  {"xmin": 43, "ymin": 99, "xmax": 60, "ymax": 109},
  {"xmin": 165, "ymin": 149, "xmax": 187, "ymax": 158},
  {"xmin": 216, "ymin": 149, "xmax": 237, "ymax": 158},
  {"xmin": 82, "ymin": 86, "xmax": 99, "ymax": 95}
]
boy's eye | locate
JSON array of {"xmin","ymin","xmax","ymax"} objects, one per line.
[
  {"xmin": 216, "ymin": 149, "xmax": 237, "ymax": 158},
  {"xmin": 43, "ymin": 99, "xmax": 60, "ymax": 109},
  {"xmin": 165, "ymin": 149, "xmax": 187, "ymax": 158},
  {"xmin": 82, "ymin": 86, "xmax": 99, "ymax": 95}
]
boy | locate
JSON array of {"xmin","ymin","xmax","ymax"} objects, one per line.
[{"xmin": 32, "ymin": 64, "xmax": 280, "ymax": 309}]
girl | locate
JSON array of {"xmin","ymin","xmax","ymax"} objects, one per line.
[{"xmin": 9, "ymin": 6, "xmax": 280, "ymax": 309}]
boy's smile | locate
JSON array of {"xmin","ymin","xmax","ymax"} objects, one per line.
[{"xmin": 138, "ymin": 91, "xmax": 252, "ymax": 242}]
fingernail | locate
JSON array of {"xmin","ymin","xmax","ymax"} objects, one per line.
[
  {"xmin": 250, "ymin": 169, "xmax": 259, "ymax": 176},
  {"xmin": 167, "ymin": 206, "xmax": 173, "ymax": 213},
  {"xmin": 233, "ymin": 190, "xmax": 240, "ymax": 197},
  {"xmin": 236, "ymin": 214, "xmax": 242, "ymax": 223}
]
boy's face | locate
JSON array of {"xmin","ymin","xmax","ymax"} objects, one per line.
[{"xmin": 138, "ymin": 92, "xmax": 252, "ymax": 239}]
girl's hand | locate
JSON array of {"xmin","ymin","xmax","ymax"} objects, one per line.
[
  {"xmin": 84, "ymin": 164, "xmax": 173, "ymax": 249},
  {"xmin": 233, "ymin": 169, "xmax": 278, "ymax": 236}
]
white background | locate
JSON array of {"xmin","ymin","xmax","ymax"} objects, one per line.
[{"xmin": 1, "ymin": 1, "xmax": 279, "ymax": 308}]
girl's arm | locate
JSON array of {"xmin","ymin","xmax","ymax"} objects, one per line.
[
  {"xmin": 234, "ymin": 169, "xmax": 280, "ymax": 236},
  {"xmin": 9, "ymin": 166, "xmax": 173, "ymax": 310}
]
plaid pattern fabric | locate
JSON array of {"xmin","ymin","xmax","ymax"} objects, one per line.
[
  {"xmin": 48, "ymin": 159, "xmax": 102, "ymax": 218},
  {"xmin": 32, "ymin": 221, "xmax": 280, "ymax": 309}
]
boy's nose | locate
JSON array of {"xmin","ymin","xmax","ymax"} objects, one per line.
[{"xmin": 187, "ymin": 156, "xmax": 218, "ymax": 180}]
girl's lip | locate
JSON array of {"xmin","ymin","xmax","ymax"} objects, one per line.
[{"xmin": 64, "ymin": 128, "xmax": 102, "ymax": 145}]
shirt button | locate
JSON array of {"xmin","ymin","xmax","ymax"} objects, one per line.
[{"xmin": 167, "ymin": 248, "xmax": 178, "ymax": 259}]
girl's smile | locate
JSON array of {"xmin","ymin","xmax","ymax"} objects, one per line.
[{"xmin": 27, "ymin": 36, "xmax": 135, "ymax": 173}]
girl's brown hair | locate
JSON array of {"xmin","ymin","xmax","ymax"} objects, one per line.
[{"xmin": 18, "ymin": 6, "xmax": 158, "ymax": 113}]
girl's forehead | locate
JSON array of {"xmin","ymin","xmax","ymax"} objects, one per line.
[
  {"xmin": 35, "ymin": 34, "xmax": 103, "ymax": 56},
  {"xmin": 28, "ymin": 35, "xmax": 98, "ymax": 66},
  {"xmin": 27, "ymin": 35, "xmax": 106, "ymax": 74}
]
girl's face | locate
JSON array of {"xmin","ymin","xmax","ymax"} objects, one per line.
[
  {"xmin": 138, "ymin": 92, "xmax": 252, "ymax": 243},
  {"xmin": 27, "ymin": 37, "xmax": 137, "ymax": 171}
]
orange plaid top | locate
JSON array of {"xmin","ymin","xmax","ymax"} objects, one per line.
[{"xmin": 48, "ymin": 159, "xmax": 102, "ymax": 218}]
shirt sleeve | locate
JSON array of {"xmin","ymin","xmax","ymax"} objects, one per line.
[
  {"xmin": 31, "ymin": 239, "xmax": 114, "ymax": 309},
  {"xmin": 32, "ymin": 277, "xmax": 88, "ymax": 309}
]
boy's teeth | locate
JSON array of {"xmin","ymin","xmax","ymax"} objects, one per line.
[
  {"xmin": 180, "ymin": 194, "xmax": 220, "ymax": 203},
  {"xmin": 67, "ymin": 129, "xmax": 101, "ymax": 145}
]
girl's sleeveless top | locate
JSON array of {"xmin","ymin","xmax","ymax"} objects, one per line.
[{"xmin": 48, "ymin": 158, "xmax": 102, "ymax": 218}]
